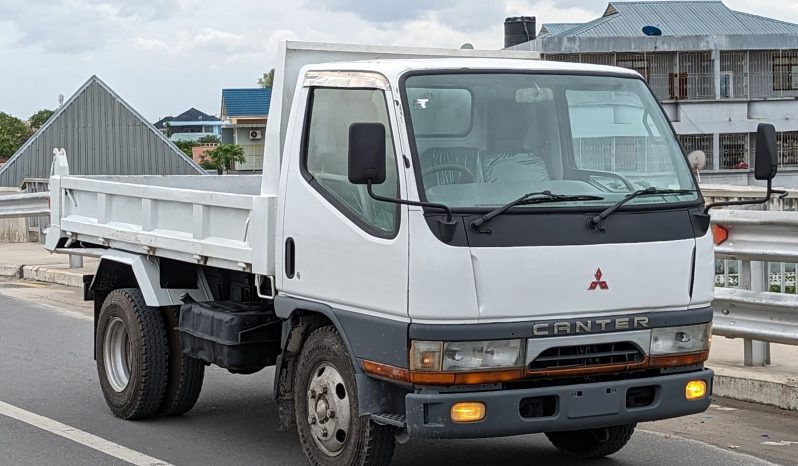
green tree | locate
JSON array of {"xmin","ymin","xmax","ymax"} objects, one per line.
[
  {"xmin": 202, "ymin": 144, "xmax": 246, "ymax": 174},
  {"xmin": 173, "ymin": 140, "xmax": 196, "ymax": 157},
  {"xmin": 29, "ymin": 109, "xmax": 55, "ymax": 130},
  {"xmin": 0, "ymin": 112, "xmax": 30, "ymax": 158},
  {"xmin": 258, "ymin": 68, "xmax": 275, "ymax": 88},
  {"xmin": 197, "ymin": 134, "xmax": 221, "ymax": 144}
]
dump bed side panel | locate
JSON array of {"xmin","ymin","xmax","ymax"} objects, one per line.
[{"xmin": 48, "ymin": 174, "xmax": 275, "ymax": 273}]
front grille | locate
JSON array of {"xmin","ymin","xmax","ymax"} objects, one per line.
[{"xmin": 529, "ymin": 342, "xmax": 644, "ymax": 371}]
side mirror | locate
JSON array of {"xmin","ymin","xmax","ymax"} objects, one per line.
[
  {"xmin": 755, "ymin": 123, "xmax": 778, "ymax": 181},
  {"xmin": 348, "ymin": 123, "xmax": 386, "ymax": 185},
  {"xmin": 705, "ymin": 122, "xmax": 785, "ymax": 213}
]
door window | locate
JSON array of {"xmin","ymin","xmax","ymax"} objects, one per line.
[{"xmin": 303, "ymin": 88, "xmax": 400, "ymax": 236}]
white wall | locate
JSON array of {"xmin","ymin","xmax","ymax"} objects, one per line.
[{"xmin": 664, "ymin": 100, "xmax": 798, "ymax": 135}]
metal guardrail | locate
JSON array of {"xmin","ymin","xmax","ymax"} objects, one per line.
[
  {"xmin": 711, "ymin": 208, "xmax": 798, "ymax": 365},
  {"xmin": 0, "ymin": 191, "xmax": 50, "ymax": 220}
]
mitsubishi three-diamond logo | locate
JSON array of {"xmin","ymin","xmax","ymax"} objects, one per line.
[{"xmin": 588, "ymin": 268, "xmax": 609, "ymax": 290}]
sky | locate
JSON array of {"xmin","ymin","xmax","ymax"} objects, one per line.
[{"xmin": 1, "ymin": 0, "xmax": 798, "ymax": 123}]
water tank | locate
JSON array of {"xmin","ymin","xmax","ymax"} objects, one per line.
[{"xmin": 504, "ymin": 16, "xmax": 536, "ymax": 48}]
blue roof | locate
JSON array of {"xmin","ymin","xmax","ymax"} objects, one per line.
[
  {"xmin": 540, "ymin": 1, "xmax": 798, "ymax": 38},
  {"xmin": 222, "ymin": 88, "xmax": 272, "ymax": 118}
]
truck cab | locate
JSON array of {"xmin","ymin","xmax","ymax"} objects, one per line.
[{"xmin": 275, "ymin": 57, "xmax": 714, "ymax": 448}]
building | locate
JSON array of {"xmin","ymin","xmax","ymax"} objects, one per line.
[
  {"xmin": 154, "ymin": 107, "xmax": 222, "ymax": 142},
  {"xmin": 511, "ymin": 1, "xmax": 798, "ymax": 186},
  {"xmin": 0, "ymin": 76, "xmax": 205, "ymax": 187},
  {"xmin": 221, "ymin": 88, "xmax": 272, "ymax": 171}
]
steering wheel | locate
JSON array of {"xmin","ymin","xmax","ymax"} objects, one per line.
[
  {"xmin": 422, "ymin": 164, "xmax": 475, "ymax": 183},
  {"xmin": 585, "ymin": 171, "xmax": 636, "ymax": 192}
]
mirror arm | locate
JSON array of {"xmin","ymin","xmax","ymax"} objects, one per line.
[
  {"xmin": 366, "ymin": 180, "xmax": 458, "ymax": 243},
  {"xmin": 704, "ymin": 178, "xmax": 785, "ymax": 213},
  {"xmin": 366, "ymin": 180, "xmax": 453, "ymax": 222}
]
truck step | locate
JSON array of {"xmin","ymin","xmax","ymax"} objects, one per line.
[{"xmin": 371, "ymin": 412, "xmax": 406, "ymax": 427}]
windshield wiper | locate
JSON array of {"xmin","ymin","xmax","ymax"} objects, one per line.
[
  {"xmin": 470, "ymin": 191, "xmax": 605, "ymax": 231},
  {"xmin": 588, "ymin": 187, "xmax": 697, "ymax": 231}
]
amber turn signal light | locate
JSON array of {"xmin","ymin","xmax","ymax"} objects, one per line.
[
  {"xmin": 450, "ymin": 402, "xmax": 486, "ymax": 423},
  {"xmin": 712, "ymin": 224, "xmax": 729, "ymax": 245}
]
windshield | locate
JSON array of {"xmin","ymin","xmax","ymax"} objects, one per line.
[{"xmin": 403, "ymin": 73, "xmax": 698, "ymax": 209}]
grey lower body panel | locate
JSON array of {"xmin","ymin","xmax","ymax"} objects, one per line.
[{"xmin": 405, "ymin": 369, "xmax": 713, "ymax": 439}]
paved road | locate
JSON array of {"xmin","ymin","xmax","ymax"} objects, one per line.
[{"xmin": 0, "ymin": 279, "xmax": 794, "ymax": 466}]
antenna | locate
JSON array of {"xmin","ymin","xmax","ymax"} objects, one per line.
[
  {"xmin": 642, "ymin": 25, "xmax": 662, "ymax": 36},
  {"xmin": 58, "ymin": 94, "xmax": 64, "ymax": 107}
]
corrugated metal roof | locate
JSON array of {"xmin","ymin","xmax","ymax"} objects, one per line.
[
  {"xmin": 221, "ymin": 88, "xmax": 272, "ymax": 118},
  {"xmin": 0, "ymin": 76, "xmax": 205, "ymax": 187},
  {"xmin": 538, "ymin": 23, "xmax": 583, "ymax": 37},
  {"xmin": 547, "ymin": 1, "xmax": 798, "ymax": 38}
]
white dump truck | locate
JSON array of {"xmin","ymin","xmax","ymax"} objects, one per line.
[{"xmin": 46, "ymin": 41, "xmax": 781, "ymax": 465}]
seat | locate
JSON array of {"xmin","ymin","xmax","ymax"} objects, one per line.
[
  {"xmin": 481, "ymin": 152, "xmax": 550, "ymax": 183},
  {"xmin": 481, "ymin": 99, "xmax": 554, "ymax": 183},
  {"xmin": 420, "ymin": 146, "xmax": 483, "ymax": 189}
]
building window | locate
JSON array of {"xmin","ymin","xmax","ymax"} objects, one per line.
[
  {"xmin": 679, "ymin": 134, "xmax": 714, "ymax": 170},
  {"xmin": 773, "ymin": 54, "xmax": 798, "ymax": 91},
  {"xmin": 777, "ymin": 131, "xmax": 798, "ymax": 167},
  {"xmin": 719, "ymin": 72, "xmax": 733, "ymax": 98},
  {"xmin": 617, "ymin": 56, "xmax": 649, "ymax": 80},
  {"xmin": 719, "ymin": 133, "xmax": 748, "ymax": 169}
]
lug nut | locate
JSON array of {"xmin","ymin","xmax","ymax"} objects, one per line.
[
  {"xmin": 308, "ymin": 414, "xmax": 316, "ymax": 425},
  {"xmin": 327, "ymin": 409, "xmax": 335, "ymax": 419},
  {"xmin": 321, "ymin": 386, "xmax": 328, "ymax": 395},
  {"xmin": 309, "ymin": 389, "xmax": 317, "ymax": 399},
  {"xmin": 321, "ymin": 428, "xmax": 328, "ymax": 437}
]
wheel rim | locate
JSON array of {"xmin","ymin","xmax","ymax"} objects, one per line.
[
  {"xmin": 103, "ymin": 317, "xmax": 132, "ymax": 392},
  {"xmin": 306, "ymin": 363, "xmax": 352, "ymax": 457}
]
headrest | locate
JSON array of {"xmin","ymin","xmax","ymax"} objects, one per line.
[{"xmin": 487, "ymin": 100, "xmax": 533, "ymax": 152}]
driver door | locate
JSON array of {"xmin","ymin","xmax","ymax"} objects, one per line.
[{"xmin": 279, "ymin": 75, "xmax": 409, "ymax": 321}]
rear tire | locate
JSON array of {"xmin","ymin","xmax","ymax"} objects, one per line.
[
  {"xmin": 545, "ymin": 423, "xmax": 636, "ymax": 459},
  {"xmin": 158, "ymin": 307, "xmax": 205, "ymax": 416},
  {"xmin": 294, "ymin": 326, "xmax": 395, "ymax": 466},
  {"xmin": 96, "ymin": 289, "xmax": 168, "ymax": 420}
]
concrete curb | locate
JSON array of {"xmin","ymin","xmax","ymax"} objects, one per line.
[
  {"xmin": 20, "ymin": 265, "xmax": 91, "ymax": 288},
  {"xmin": 0, "ymin": 264, "xmax": 23, "ymax": 278},
  {"xmin": 711, "ymin": 372, "xmax": 798, "ymax": 411}
]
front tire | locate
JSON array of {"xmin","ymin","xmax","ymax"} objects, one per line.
[
  {"xmin": 96, "ymin": 288, "xmax": 169, "ymax": 420},
  {"xmin": 545, "ymin": 423, "xmax": 636, "ymax": 459},
  {"xmin": 294, "ymin": 326, "xmax": 395, "ymax": 466}
]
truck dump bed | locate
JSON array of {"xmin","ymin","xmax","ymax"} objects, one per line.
[{"xmin": 48, "ymin": 172, "xmax": 272, "ymax": 273}]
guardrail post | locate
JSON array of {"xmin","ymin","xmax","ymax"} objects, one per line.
[
  {"xmin": 69, "ymin": 255, "xmax": 83, "ymax": 269},
  {"xmin": 739, "ymin": 259, "xmax": 771, "ymax": 366},
  {"xmin": 744, "ymin": 339, "xmax": 771, "ymax": 366}
]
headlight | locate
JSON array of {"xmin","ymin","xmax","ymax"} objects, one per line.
[
  {"xmin": 650, "ymin": 324, "xmax": 711, "ymax": 355},
  {"xmin": 411, "ymin": 339, "xmax": 524, "ymax": 372}
]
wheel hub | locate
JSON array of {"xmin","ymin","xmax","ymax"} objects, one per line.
[
  {"xmin": 306, "ymin": 363, "xmax": 351, "ymax": 456},
  {"xmin": 103, "ymin": 317, "xmax": 132, "ymax": 392}
]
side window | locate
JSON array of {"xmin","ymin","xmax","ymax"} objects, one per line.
[{"xmin": 303, "ymin": 88, "xmax": 400, "ymax": 236}]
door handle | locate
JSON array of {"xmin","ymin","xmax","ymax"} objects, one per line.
[{"xmin": 285, "ymin": 237, "xmax": 296, "ymax": 279}]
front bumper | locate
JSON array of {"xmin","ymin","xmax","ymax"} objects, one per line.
[{"xmin": 405, "ymin": 369, "xmax": 713, "ymax": 439}]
